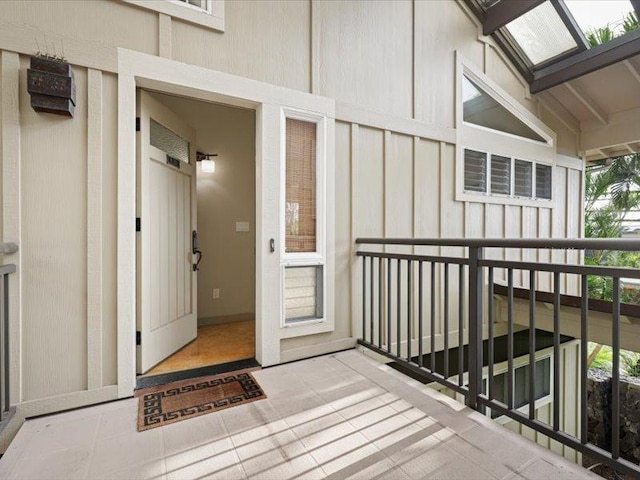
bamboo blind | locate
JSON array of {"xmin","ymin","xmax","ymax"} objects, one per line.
[{"xmin": 285, "ymin": 118, "xmax": 317, "ymax": 253}]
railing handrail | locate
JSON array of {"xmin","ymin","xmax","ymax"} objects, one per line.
[
  {"xmin": 0, "ymin": 265, "xmax": 17, "ymax": 276},
  {"xmin": 356, "ymin": 237, "xmax": 640, "ymax": 250},
  {"xmin": 356, "ymin": 238, "xmax": 640, "ymax": 477}
]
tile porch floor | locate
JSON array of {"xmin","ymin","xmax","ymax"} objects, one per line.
[{"xmin": 0, "ymin": 350, "xmax": 598, "ymax": 480}]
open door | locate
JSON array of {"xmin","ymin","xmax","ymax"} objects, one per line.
[{"xmin": 136, "ymin": 90, "xmax": 198, "ymax": 374}]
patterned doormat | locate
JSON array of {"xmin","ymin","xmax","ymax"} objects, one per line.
[{"xmin": 136, "ymin": 370, "xmax": 266, "ymax": 431}]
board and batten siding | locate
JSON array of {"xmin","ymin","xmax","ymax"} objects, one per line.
[
  {"xmin": 0, "ymin": 0, "xmax": 584, "ymax": 425},
  {"xmin": 339, "ymin": 123, "xmax": 584, "ymax": 359},
  {"xmin": 0, "ymin": 51, "xmax": 119, "ymax": 425}
]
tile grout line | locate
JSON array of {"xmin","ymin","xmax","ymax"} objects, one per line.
[{"xmin": 82, "ymin": 411, "xmax": 104, "ymax": 479}]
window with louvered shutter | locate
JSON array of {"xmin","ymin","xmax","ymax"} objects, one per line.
[
  {"xmin": 536, "ymin": 164, "xmax": 552, "ymax": 200},
  {"xmin": 490, "ymin": 155, "xmax": 511, "ymax": 195},
  {"xmin": 514, "ymin": 160, "xmax": 533, "ymax": 197},
  {"xmin": 464, "ymin": 149, "xmax": 487, "ymax": 193}
]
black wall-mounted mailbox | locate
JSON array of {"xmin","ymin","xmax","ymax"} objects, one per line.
[{"xmin": 27, "ymin": 56, "xmax": 76, "ymax": 117}]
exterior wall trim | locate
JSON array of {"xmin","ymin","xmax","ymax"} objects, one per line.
[{"xmin": 335, "ymin": 101, "xmax": 456, "ymax": 144}]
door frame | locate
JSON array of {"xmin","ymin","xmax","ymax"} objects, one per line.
[{"xmin": 117, "ymin": 49, "xmax": 335, "ymax": 397}]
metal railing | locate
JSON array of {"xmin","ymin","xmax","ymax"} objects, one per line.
[
  {"xmin": 0, "ymin": 263, "xmax": 16, "ymax": 423},
  {"xmin": 356, "ymin": 237, "xmax": 640, "ymax": 478}
]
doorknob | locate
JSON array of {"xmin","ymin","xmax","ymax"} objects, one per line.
[
  {"xmin": 270, "ymin": 238, "xmax": 275, "ymax": 253},
  {"xmin": 192, "ymin": 230, "xmax": 203, "ymax": 271}
]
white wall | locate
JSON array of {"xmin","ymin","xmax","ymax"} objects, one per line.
[{"xmin": 149, "ymin": 93, "xmax": 256, "ymax": 322}]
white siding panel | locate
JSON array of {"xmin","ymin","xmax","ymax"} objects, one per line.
[
  {"xmin": 553, "ymin": 167, "xmax": 568, "ymax": 294},
  {"xmin": 315, "ymin": 0, "xmax": 413, "ymax": 118},
  {"xmin": 20, "ymin": 60, "xmax": 88, "ymax": 400},
  {"xmin": 335, "ymin": 121, "xmax": 352, "ymax": 338},
  {"xmin": 537, "ymin": 208, "xmax": 553, "ymax": 293}
]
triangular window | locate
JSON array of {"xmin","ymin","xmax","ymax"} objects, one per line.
[{"xmin": 463, "ymin": 76, "xmax": 545, "ymax": 143}]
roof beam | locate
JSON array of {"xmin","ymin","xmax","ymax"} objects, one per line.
[
  {"xmin": 563, "ymin": 82, "xmax": 608, "ymax": 125},
  {"xmin": 536, "ymin": 90, "xmax": 580, "ymax": 135},
  {"xmin": 624, "ymin": 59, "xmax": 640, "ymax": 85},
  {"xmin": 483, "ymin": 0, "xmax": 545, "ymax": 36},
  {"xmin": 531, "ymin": 29, "xmax": 640, "ymax": 93}
]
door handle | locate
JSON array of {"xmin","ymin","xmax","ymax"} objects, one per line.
[
  {"xmin": 192, "ymin": 230, "xmax": 203, "ymax": 272},
  {"xmin": 270, "ymin": 238, "xmax": 275, "ymax": 253}
]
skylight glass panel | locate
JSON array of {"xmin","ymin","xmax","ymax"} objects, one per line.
[
  {"xmin": 505, "ymin": 1, "xmax": 577, "ymax": 65},
  {"xmin": 565, "ymin": 0, "xmax": 635, "ymax": 46},
  {"xmin": 462, "ymin": 76, "xmax": 546, "ymax": 142}
]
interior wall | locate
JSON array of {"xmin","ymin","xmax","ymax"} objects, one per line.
[{"xmin": 150, "ymin": 93, "xmax": 256, "ymax": 322}]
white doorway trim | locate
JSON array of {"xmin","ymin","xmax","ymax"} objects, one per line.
[{"xmin": 116, "ymin": 49, "xmax": 335, "ymax": 398}]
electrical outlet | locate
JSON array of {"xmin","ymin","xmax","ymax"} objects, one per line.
[{"xmin": 213, "ymin": 288, "xmax": 220, "ymax": 299}]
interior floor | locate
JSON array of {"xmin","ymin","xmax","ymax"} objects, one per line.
[{"xmin": 143, "ymin": 320, "xmax": 255, "ymax": 377}]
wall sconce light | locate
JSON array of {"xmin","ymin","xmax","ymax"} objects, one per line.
[{"xmin": 196, "ymin": 151, "xmax": 217, "ymax": 173}]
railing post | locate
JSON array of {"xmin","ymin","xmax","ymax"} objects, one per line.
[
  {"xmin": 467, "ymin": 246, "xmax": 483, "ymax": 410},
  {"xmin": 0, "ymin": 274, "xmax": 11, "ymax": 420}
]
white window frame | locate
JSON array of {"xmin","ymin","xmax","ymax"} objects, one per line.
[
  {"xmin": 462, "ymin": 148, "xmax": 555, "ymax": 204},
  {"xmin": 279, "ymin": 107, "xmax": 329, "ymax": 331},
  {"xmin": 489, "ymin": 350, "xmax": 554, "ymax": 423},
  {"xmin": 435, "ymin": 345, "xmax": 556, "ymax": 421},
  {"xmin": 168, "ymin": 0, "xmax": 213, "ymax": 14},
  {"xmin": 122, "ymin": 0, "xmax": 225, "ymax": 32},
  {"xmin": 455, "ymin": 52, "xmax": 557, "ymax": 208}
]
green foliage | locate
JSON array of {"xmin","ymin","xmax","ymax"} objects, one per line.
[
  {"xmin": 587, "ymin": 26, "xmax": 614, "ymax": 47},
  {"xmin": 584, "ymin": 155, "xmax": 640, "ymax": 304},
  {"xmin": 585, "ymin": 253, "xmax": 640, "ymax": 303},
  {"xmin": 584, "ymin": 204, "xmax": 621, "ymax": 239},
  {"xmin": 586, "ymin": 12, "xmax": 640, "ymax": 48},
  {"xmin": 622, "ymin": 350, "xmax": 640, "ymax": 377},
  {"xmin": 588, "ymin": 343, "xmax": 640, "ymax": 377},
  {"xmin": 606, "ymin": 154, "xmax": 640, "ymax": 211},
  {"xmin": 589, "ymin": 343, "xmax": 612, "ymax": 372},
  {"xmin": 623, "ymin": 11, "xmax": 640, "ymax": 34}
]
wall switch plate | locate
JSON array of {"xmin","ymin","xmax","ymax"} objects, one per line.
[
  {"xmin": 236, "ymin": 221, "xmax": 250, "ymax": 232},
  {"xmin": 213, "ymin": 288, "xmax": 220, "ymax": 299}
]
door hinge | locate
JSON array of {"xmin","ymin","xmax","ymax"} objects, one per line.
[
  {"xmin": 136, "ymin": 331, "xmax": 141, "ymax": 346},
  {"xmin": 136, "ymin": 217, "xmax": 141, "ymax": 232},
  {"xmin": 135, "ymin": 117, "xmax": 140, "ymax": 132}
]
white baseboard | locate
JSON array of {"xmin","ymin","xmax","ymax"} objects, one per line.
[
  {"xmin": 279, "ymin": 337, "xmax": 356, "ymax": 364},
  {"xmin": 198, "ymin": 313, "xmax": 254, "ymax": 327}
]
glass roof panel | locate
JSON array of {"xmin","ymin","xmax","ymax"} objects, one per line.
[
  {"xmin": 505, "ymin": 1, "xmax": 578, "ymax": 65},
  {"xmin": 462, "ymin": 76, "xmax": 546, "ymax": 142},
  {"xmin": 564, "ymin": 0, "xmax": 635, "ymax": 46}
]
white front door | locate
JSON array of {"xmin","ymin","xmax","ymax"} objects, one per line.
[{"xmin": 136, "ymin": 90, "xmax": 198, "ymax": 374}]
